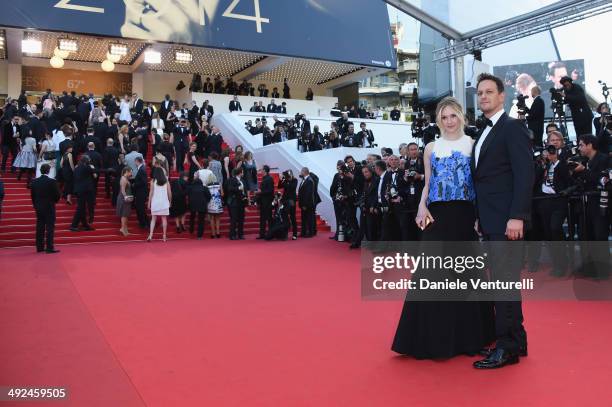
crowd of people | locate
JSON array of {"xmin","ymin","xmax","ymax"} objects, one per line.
[
  {"xmin": 189, "ymin": 74, "xmax": 315, "ymax": 101},
  {"xmin": 245, "ymin": 112, "xmax": 377, "ymax": 152}
]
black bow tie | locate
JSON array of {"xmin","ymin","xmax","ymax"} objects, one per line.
[{"xmin": 484, "ymin": 118, "xmax": 493, "ymax": 128}]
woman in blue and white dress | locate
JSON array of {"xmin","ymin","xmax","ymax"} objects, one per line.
[{"xmin": 392, "ymin": 97, "xmax": 494, "ymax": 359}]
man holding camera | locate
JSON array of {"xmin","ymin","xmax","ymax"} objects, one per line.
[
  {"xmin": 278, "ymin": 169, "xmax": 299, "ymax": 240},
  {"xmin": 340, "ymin": 123, "xmax": 359, "ymax": 147},
  {"xmin": 266, "ymin": 192, "xmax": 290, "ymax": 241},
  {"xmin": 560, "ymin": 76, "xmax": 593, "ymax": 138},
  {"xmin": 357, "ymin": 122, "xmax": 375, "ymax": 148},
  {"xmin": 571, "ymin": 135, "xmax": 610, "ymax": 241},
  {"xmin": 526, "ymin": 86, "xmax": 545, "ymax": 148},
  {"xmin": 329, "ymin": 160, "xmax": 351, "ymax": 240}
]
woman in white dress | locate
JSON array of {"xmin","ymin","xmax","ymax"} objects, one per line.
[
  {"xmin": 119, "ymin": 94, "xmax": 132, "ymax": 123},
  {"xmin": 14, "ymin": 134, "xmax": 37, "ymax": 187},
  {"xmin": 147, "ymin": 167, "xmax": 172, "ymax": 242},
  {"xmin": 37, "ymin": 132, "xmax": 57, "ymax": 179}
]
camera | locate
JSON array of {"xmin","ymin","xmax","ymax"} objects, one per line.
[
  {"xmin": 549, "ymin": 88, "xmax": 566, "ymax": 116},
  {"xmin": 281, "ymin": 169, "xmax": 293, "ymax": 180},
  {"xmin": 411, "ymin": 111, "xmax": 428, "ymax": 138},
  {"xmin": 339, "ymin": 164, "xmax": 350, "ymax": 174},
  {"xmin": 515, "ymin": 94, "xmax": 528, "ymax": 116}
]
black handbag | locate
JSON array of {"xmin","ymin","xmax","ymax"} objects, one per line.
[{"xmin": 43, "ymin": 151, "xmax": 57, "ymax": 161}]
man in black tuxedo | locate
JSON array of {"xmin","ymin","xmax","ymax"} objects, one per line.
[
  {"xmin": 257, "ymin": 165, "xmax": 275, "ymax": 239},
  {"xmin": 267, "ymin": 99, "xmax": 278, "ymax": 113},
  {"xmin": 298, "ymin": 167, "xmax": 317, "ymax": 237},
  {"xmin": 203, "ymin": 77, "xmax": 214, "ymax": 93},
  {"xmin": 278, "ymin": 169, "xmax": 298, "ymax": 240},
  {"xmin": 229, "ymin": 96, "xmax": 242, "ymax": 112},
  {"xmin": 103, "ymin": 138, "xmax": 120, "ymax": 199},
  {"xmin": 142, "ymin": 103, "xmax": 155, "ymax": 128},
  {"xmin": 206, "ymin": 126, "xmax": 224, "ymax": 156},
  {"xmin": 340, "ymin": 123, "xmax": 359, "ymax": 147},
  {"xmin": 133, "ymin": 157, "xmax": 149, "ymax": 229},
  {"xmin": 472, "ymin": 73, "xmax": 534, "ymax": 369},
  {"xmin": 30, "ymin": 164, "xmax": 61, "ymax": 253},
  {"xmin": 70, "ymin": 155, "xmax": 98, "ymax": 231},
  {"xmin": 526, "ymin": 86, "xmax": 545, "ymax": 148},
  {"xmin": 227, "ymin": 167, "xmax": 247, "ymax": 240},
  {"xmin": 390, "ymin": 106, "xmax": 401, "ymax": 121},
  {"xmin": 200, "ymin": 100, "xmax": 214, "ymax": 120},
  {"xmin": 132, "ymin": 93, "xmax": 144, "ymax": 117},
  {"xmin": 159, "ymin": 95, "xmax": 173, "ymax": 123},
  {"xmin": 1, "ymin": 115, "xmax": 21, "ymax": 173},
  {"xmin": 279, "ymin": 102, "xmax": 287, "ymax": 114}
]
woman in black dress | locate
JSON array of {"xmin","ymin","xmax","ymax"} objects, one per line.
[
  {"xmin": 170, "ymin": 171, "xmax": 189, "ymax": 233},
  {"xmin": 392, "ymin": 97, "xmax": 494, "ymax": 359},
  {"xmin": 61, "ymin": 146, "xmax": 75, "ymax": 205}
]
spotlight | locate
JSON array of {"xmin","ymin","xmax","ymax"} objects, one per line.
[
  {"xmin": 174, "ymin": 49, "xmax": 192, "ymax": 64},
  {"xmin": 144, "ymin": 49, "xmax": 161, "ymax": 64},
  {"xmin": 101, "ymin": 59, "xmax": 115, "ymax": 72},
  {"xmin": 54, "ymin": 47, "xmax": 70, "ymax": 59},
  {"xmin": 109, "ymin": 43, "xmax": 128, "ymax": 56},
  {"xmin": 50, "ymin": 56, "xmax": 65, "ymax": 69},
  {"xmin": 106, "ymin": 52, "xmax": 121, "ymax": 63},
  {"xmin": 58, "ymin": 38, "xmax": 78, "ymax": 52},
  {"xmin": 22, "ymin": 38, "xmax": 42, "ymax": 54}
]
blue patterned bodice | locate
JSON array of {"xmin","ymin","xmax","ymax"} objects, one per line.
[{"xmin": 427, "ymin": 148, "xmax": 475, "ymax": 205}]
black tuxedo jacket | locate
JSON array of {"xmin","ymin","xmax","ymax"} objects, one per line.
[
  {"xmin": 526, "ymin": 96, "xmax": 545, "ymax": 142},
  {"xmin": 73, "ymin": 164, "xmax": 96, "ymax": 194},
  {"xmin": 267, "ymin": 104, "xmax": 278, "ymax": 113},
  {"xmin": 203, "ymin": 82, "xmax": 214, "ymax": 93},
  {"xmin": 133, "ymin": 165, "xmax": 148, "ymax": 195},
  {"xmin": 535, "ymin": 159, "xmax": 572, "ymax": 196},
  {"xmin": 298, "ymin": 176, "xmax": 316, "ymax": 208},
  {"xmin": 357, "ymin": 130, "xmax": 375, "ymax": 147},
  {"xmin": 159, "ymin": 99, "xmax": 173, "ymax": 117},
  {"xmin": 226, "ymin": 177, "xmax": 247, "ymax": 207},
  {"xmin": 142, "ymin": 107, "xmax": 154, "ymax": 124},
  {"xmin": 132, "ymin": 98, "xmax": 144, "ymax": 115},
  {"xmin": 229, "ymin": 101, "xmax": 242, "ymax": 112},
  {"xmin": 206, "ymin": 133, "xmax": 224, "ymax": 155},
  {"xmin": 31, "ymin": 175, "xmax": 60, "ymax": 212},
  {"xmin": 259, "ymin": 174, "xmax": 274, "ymax": 202},
  {"xmin": 471, "ymin": 113, "xmax": 534, "ymax": 235}
]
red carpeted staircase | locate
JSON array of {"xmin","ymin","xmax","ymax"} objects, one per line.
[{"xmin": 0, "ymin": 153, "xmax": 329, "ymax": 249}]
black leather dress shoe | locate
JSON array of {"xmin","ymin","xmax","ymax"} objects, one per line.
[
  {"xmin": 473, "ymin": 348, "xmax": 519, "ymax": 369},
  {"xmin": 45, "ymin": 249, "xmax": 60, "ymax": 254},
  {"xmin": 479, "ymin": 346, "xmax": 527, "ymax": 357}
]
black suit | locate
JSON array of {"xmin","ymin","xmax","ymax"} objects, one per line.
[
  {"xmin": 564, "ymin": 83, "xmax": 593, "ymax": 138},
  {"xmin": 1, "ymin": 121, "xmax": 20, "ymax": 172},
  {"xmin": 229, "ymin": 101, "xmax": 242, "ymax": 112},
  {"xmin": 471, "ymin": 112, "xmax": 533, "ymax": 355},
  {"xmin": 31, "ymin": 175, "xmax": 60, "ymax": 251},
  {"xmin": 526, "ymin": 96, "xmax": 545, "ymax": 147},
  {"xmin": 133, "ymin": 98, "xmax": 144, "ymax": 116},
  {"xmin": 267, "ymin": 104, "xmax": 278, "ymax": 113},
  {"xmin": 258, "ymin": 174, "xmax": 274, "ymax": 237},
  {"xmin": 206, "ymin": 133, "xmax": 224, "ymax": 155},
  {"xmin": 227, "ymin": 176, "xmax": 246, "ymax": 238},
  {"xmin": 278, "ymin": 177, "xmax": 298, "ymax": 237},
  {"xmin": 298, "ymin": 176, "xmax": 316, "ymax": 237},
  {"xmin": 133, "ymin": 164, "xmax": 149, "ymax": 228},
  {"xmin": 357, "ymin": 129, "xmax": 375, "ymax": 147},
  {"xmin": 71, "ymin": 164, "xmax": 97, "ymax": 228},
  {"xmin": 203, "ymin": 82, "xmax": 213, "ymax": 93}
]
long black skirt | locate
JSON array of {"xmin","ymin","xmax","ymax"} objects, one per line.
[{"xmin": 391, "ymin": 201, "xmax": 495, "ymax": 359}]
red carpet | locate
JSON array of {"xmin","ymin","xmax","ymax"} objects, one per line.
[{"xmin": 1, "ymin": 237, "xmax": 611, "ymax": 406}]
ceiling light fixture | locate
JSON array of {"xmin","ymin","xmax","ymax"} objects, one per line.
[
  {"xmin": 174, "ymin": 48, "xmax": 192, "ymax": 64},
  {"xmin": 109, "ymin": 43, "xmax": 128, "ymax": 56},
  {"xmin": 144, "ymin": 49, "xmax": 161, "ymax": 64},
  {"xmin": 22, "ymin": 38, "xmax": 42, "ymax": 54},
  {"xmin": 58, "ymin": 38, "xmax": 78, "ymax": 52}
]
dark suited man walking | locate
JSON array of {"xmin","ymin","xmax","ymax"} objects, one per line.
[
  {"xmin": 31, "ymin": 164, "xmax": 60, "ymax": 253},
  {"xmin": 526, "ymin": 86, "xmax": 545, "ymax": 148},
  {"xmin": 70, "ymin": 155, "xmax": 97, "ymax": 231},
  {"xmin": 133, "ymin": 157, "xmax": 149, "ymax": 229},
  {"xmin": 227, "ymin": 167, "xmax": 247, "ymax": 240},
  {"xmin": 472, "ymin": 73, "xmax": 534, "ymax": 369},
  {"xmin": 229, "ymin": 96, "xmax": 242, "ymax": 112},
  {"xmin": 257, "ymin": 165, "xmax": 274, "ymax": 239},
  {"xmin": 298, "ymin": 167, "xmax": 317, "ymax": 237}
]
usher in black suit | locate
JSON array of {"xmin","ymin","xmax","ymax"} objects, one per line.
[
  {"xmin": 471, "ymin": 111, "xmax": 534, "ymax": 357},
  {"xmin": 31, "ymin": 174, "xmax": 61, "ymax": 252}
]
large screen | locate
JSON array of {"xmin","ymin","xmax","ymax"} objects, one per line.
[
  {"xmin": 493, "ymin": 59, "xmax": 585, "ymax": 118},
  {"xmin": 0, "ymin": 0, "xmax": 396, "ymax": 69}
]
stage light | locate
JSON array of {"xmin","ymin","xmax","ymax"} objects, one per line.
[
  {"xmin": 144, "ymin": 49, "xmax": 161, "ymax": 64},
  {"xmin": 22, "ymin": 39, "xmax": 42, "ymax": 54},
  {"xmin": 50, "ymin": 56, "xmax": 65, "ymax": 69},
  {"xmin": 109, "ymin": 43, "xmax": 128, "ymax": 56},
  {"xmin": 58, "ymin": 38, "xmax": 78, "ymax": 52},
  {"xmin": 54, "ymin": 47, "xmax": 70, "ymax": 59},
  {"xmin": 106, "ymin": 51, "xmax": 121, "ymax": 63},
  {"xmin": 0, "ymin": 36, "xmax": 4, "ymax": 50},
  {"xmin": 174, "ymin": 49, "xmax": 192, "ymax": 64},
  {"xmin": 101, "ymin": 59, "xmax": 115, "ymax": 72}
]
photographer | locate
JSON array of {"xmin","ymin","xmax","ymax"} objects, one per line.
[
  {"xmin": 525, "ymin": 86, "xmax": 545, "ymax": 148},
  {"xmin": 265, "ymin": 192, "xmax": 290, "ymax": 240},
  {"xmin": 329, "ymin": 160, "xmax": 350, "ymax": 240},
  {"xmin": 594, "ymin": 103, "xmax": 611, "ymax": 155},
  {"xmin": 570, "ymin": 135, "xmax": 610, "ymax": 240},
  {"xmin": 227, "ymin": 167, "xmax": 248, "ymax": 240},
  {"xmin": 350, "ymin": 165, "xmax": 380, "ymax": 249},
  {"xmin": 343, "ymin": 156, "xmax": 363, "ymax": 239},
  {"xmin": 323, "ymin": 130, "xmax": 340, "ymax": 149},
  {"xmin": 379, "ymin": 155, "xmax": 412, "ymax": 240},
  {"xmin": 309, "ymin": 125, "xmax": 324, "ymax": 151},
  {"xmin": 340, "ymin": 123, "xmax": 359, "ymax": 147},
  {"xmin": 278, "ymin": 169, "xmax": 298, "ymax": 240},
  {"xmin": 534, "ymin": 145, "xmax": 572, "ymax": 275},
  {"xmin": 357, "ymin": 122, "xmax": 375, "ymax": 148},
  {"xmin": 402, "ymin": 143, "xmax": 425, "ymax": 233},
  {"xmin": 297, "ymin": 131, "xmax": 313, "ymax": 153},
  {"xmin": 560, "ymin": 76, "xmax": 593, "ymax": 138},
  {"xmin": 336, "ymin": 112, "xmax": 351, "ymax": 136}
]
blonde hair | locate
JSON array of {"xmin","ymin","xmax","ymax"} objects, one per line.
[{"xmin": 435, "ymin": 97, "xmax": 465, "ymax": 134}]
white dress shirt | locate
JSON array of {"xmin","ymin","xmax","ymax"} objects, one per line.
[
  {"xmin": 475, "ymin": 109, "xmax": 505, "ymax": 166},
  {"xmin": 377, "ymin": 170, "xmax": 386, "ymax": 203}
]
